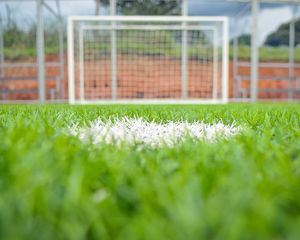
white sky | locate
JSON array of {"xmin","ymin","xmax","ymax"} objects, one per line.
[
  {"xmin": 0, "ymin": 0, "xmax": 298, "ymax": 45},
  {"xmin": 236, "ymin": 6, "xmax": 295, "ymax": 44}
]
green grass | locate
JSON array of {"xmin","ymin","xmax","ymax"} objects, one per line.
[
  {"xmin": 234, "ymin": 46, "xmax": 300, "ymax": 62},
  {"xmin": 1, "ymin": 104, "xmax": 300, "ymax": 240},
  {"xmin": 5, "ymin": 45, "xmax": 300, "ymax": 62},
  {"xmin": 4, "ymin": 46, "xmax": 60, "ymax": 61}
]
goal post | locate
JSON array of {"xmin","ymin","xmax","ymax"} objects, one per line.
[{"xmin": 68, "ymin": 16, "xmax": 229, "ymax": 104}]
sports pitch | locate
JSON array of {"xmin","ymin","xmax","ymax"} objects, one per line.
[{"xmin": 0, "ymin": 104, "xmax": 300, "ymax": 239}]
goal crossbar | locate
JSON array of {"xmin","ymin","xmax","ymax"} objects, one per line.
[{"xmin": 68, "ymin": 16, "xmax": 229, "ymax": 22}]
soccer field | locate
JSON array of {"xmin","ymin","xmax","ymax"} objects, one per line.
[{"xmin": 1, "ymin": 104, "xmax": 300, "ymax": 239}]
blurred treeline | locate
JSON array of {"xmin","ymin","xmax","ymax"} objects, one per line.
[
  {"xmin": 1, "ymin": 3, "xmax": 63, "ymax": 60},
  {"xmin": 265, "ymin": 18, "xmax": 300, "ymax": 47},
  {"xmin": 2, "ymin": 19, "xmax": 63, "ymax": 60},
  {"xmin": 233, "ymin": 18, "xmax": 300, "ymax": 47},
  {"xmin": 1, "ymin": 0, "xmax": 299, "ymax": 61}
]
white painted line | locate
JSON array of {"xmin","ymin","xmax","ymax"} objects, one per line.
[{"xmin": 70, "ymin": 118, "xmax": 242, "ymax": 148}]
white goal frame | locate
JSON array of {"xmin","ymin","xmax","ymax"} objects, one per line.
[{"xmin": 68, "ymin": 16, "xmax": 229, "ymax": 104}]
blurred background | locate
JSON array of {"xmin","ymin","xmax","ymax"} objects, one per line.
[{"xmin": 0, "ymin": 0, "xmax": 299, "ymax": 102}]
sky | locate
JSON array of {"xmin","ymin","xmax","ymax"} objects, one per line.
[{"xmin": 0, "ymin": 0, "xmax": 299, "ymax": 44}]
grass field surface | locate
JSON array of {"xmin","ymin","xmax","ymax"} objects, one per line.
[{"xmin": 0, "ymin": 104, "xmax": 300, "ymax": 240}]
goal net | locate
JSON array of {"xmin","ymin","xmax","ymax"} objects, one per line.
[{"xmin": 68, "ymin": 16, "xmax": 229, "ymax": 104}]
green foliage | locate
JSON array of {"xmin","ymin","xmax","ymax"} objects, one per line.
[
  {"xmin": 1, "ymin": 104, "xmax": 300, "ymax": 239},
  {"xmin": 97, "ymin": 0, "xmax": 110, "ymax": 5},
  {"xmin": 231, "ymin": 34, "xmax": 251, "ymax": 46},
  {"xmin": 265, "ymin": 18, "xmax": 300, "ymax": 47},
  {"xmin": 3, "ymin": 22, "xmax": 36, "ymax": 50},
  {"xmin": 117, "ymin": 30, "xmax": 181, "ymax": 56},
  {"xmin": 128, "ymin": 30, "xmax": 177, "ymax": 45},
  {"xmin": 3, "ymin": 19, "xmax": 64, "ymax": 60},
  {"xmin": 117, "ymin": 0, "xmax": 181, "ymax": 15},
  {"xmin": 4, "ymin": 46, "xmax": 61, "ymax": 61},
  {"xmin": 4, "ymin": 44, "xmax": 300, "ymax": 62},
  {"xmin": 84, "ymin": 30, "xmax": 211, "ymax": 59},
  {"xmin": 229, "ymin": 45, "xmax": 300, "ymax": 62},
  {"xmin": 94, "ymin": 0, "xmax": 180, "ymax": 15}
]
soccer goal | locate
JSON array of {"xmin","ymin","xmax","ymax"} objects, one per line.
[{"xmin": 68, "ymin": 16, "xmax": 229, "ymax": 104}]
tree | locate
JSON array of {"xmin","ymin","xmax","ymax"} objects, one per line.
[
  {"xmin": 231, "ymin": 34, "xmax": 251, "ymax": 46},
  {"xmin": 117, "ymin": 0, "xmax": 181, "ymax": 16},
  {"xmin": 264, "ymin": 18, "xmax": 300, "ymax": 47},
  {"xmin": 94, "ymin": 0, "xmax": 180, "ymax": 16},
  {"xmin": 95, "ymin": 0, "xmax": 110, "ymax": 15}
]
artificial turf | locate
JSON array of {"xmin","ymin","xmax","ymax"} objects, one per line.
[{"xmin": 0, "ymin": 104, "xmax": 300, "ymax": 240}]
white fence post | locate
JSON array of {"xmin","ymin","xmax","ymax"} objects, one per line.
[
  {"xmin": 181, "ymin": 0, "xmax": 188, "ymax": 99},
  {"xmin": 251, "ymin": 0, "xmax": 259, "ymax": 102},
  {"xmin": 222, "ymin": 18, "xmax": 229, "ymax": 103},
  {"xmin": 0, "ymin": 13, "xmax": 5, "ymax": 100},
  {"xmin": 68, "ymin": 17, "xmax": 75, "ymax": 104},
  {"xmin": 37, "ymin": 0, "xmax": 46, "ymax": 103},
  {"xmin": 111, "ymin": 0, "xmax": 117, "ymax": 100}
]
